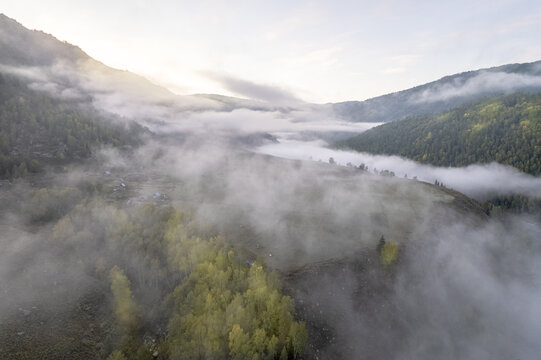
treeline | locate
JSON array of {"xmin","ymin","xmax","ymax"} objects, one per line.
[
  {"xmin": 12, "ymin": 185, "xmax": 307, "ymax": 360},
  {"xmin": 0, "ymin": 73, "xmax": 144, "ymax": 179},
  {"xmin": 338, "ymin": 93, "xmax": 541, "ymax": 176},
  {"xmin": 482, "ymin": 194, "xmax": 541, "ymax": 215}
]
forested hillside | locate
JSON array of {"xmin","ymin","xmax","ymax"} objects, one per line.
[
  {"xmin": 0, "ymin": 73, "xmax": 144, "ymax": 179},
  {"xmin": 339, "ymin": 93, "xmax": 541, "ymax": 175},
  {"xmin": 1, "ymin": 186, "xmax": 307, "ymax": 360}
]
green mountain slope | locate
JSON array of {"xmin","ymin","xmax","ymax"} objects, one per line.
[
  {"xmin": 338, "ymin": 93, "xmax": 541, "ymax": 175},
  {"xmin": 0, "ymin": 73, "xmax": 144, "ymax": 179}
]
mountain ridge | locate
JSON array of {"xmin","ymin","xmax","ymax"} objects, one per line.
[
  {"xmin": 0, "ymin": 14, "xmax": 266, "ymax": 116},
  {"xmin": 332, "ymin": 60, "xmax": 541, "ymax": 123}
]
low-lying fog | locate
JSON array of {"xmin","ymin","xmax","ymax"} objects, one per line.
[{"xmin": 256, "ymin": 136, "xmax": 541, "ymax": 201}]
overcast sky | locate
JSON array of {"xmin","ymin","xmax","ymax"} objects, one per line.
[{"xmin": 3, "ymin": 0, "xmax": 541, "ymax": 103}]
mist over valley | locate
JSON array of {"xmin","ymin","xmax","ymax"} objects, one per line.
[{"xmin": 0, "ymin": 9, "xmax": 540, "ymax": 360}]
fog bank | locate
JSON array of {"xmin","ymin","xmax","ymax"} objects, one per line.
[{"xmin": 257, "ymin": 139, "xmax": 541, "ymax": 200}]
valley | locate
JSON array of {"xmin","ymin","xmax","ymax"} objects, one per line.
[{"xmin": 1, "ymin": 10, "xmax": 540, "ymax": 360}]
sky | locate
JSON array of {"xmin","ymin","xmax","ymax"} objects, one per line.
[{"xmin": 2, "ymin": 0, "xmax": 541, "ymax": 103}]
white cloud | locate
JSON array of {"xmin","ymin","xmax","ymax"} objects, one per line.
[{"xmin": 411, "ymin": 71, "xmax": 541, "ymax": 103}]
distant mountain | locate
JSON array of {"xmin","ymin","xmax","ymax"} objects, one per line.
[
  {"xmin": 0, "ymin": 14, "xmax": 175, "ymax": 99},
  {"xmin": 0, "ymin": 14, "xmax": 270, "ymax": 121},
  {"xmin": 337, "ymin": 92, "xmax": 541, "ymax": 175},
  {"xmin": 332, "ymin": 61, "xmax": 541, "ymax": 123}
]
